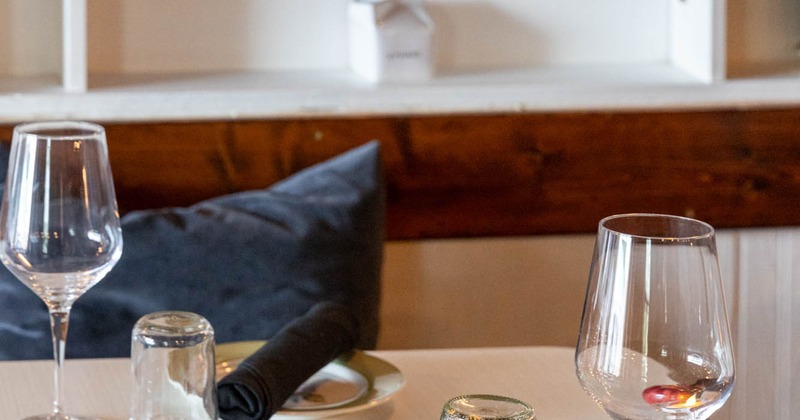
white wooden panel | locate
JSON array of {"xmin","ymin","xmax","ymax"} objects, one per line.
[
  {"xmin": 712, "ymin": 229, "xmax": 737, "ymax": 420},
  {"xmin": 62, "ymin": 0, "xmax": 87, "ymax": 92},
  {"xmin": 726, "ymin": 228, "xmax": 800, "ymax": 419},
  {"xmin": 724, "ymin": 230, "xmax": 777, "ymax": 418},
  {"xmin": 669, "ymin": 0, "xmax": 726, "ymax": 82},
  {"xmin": 774, "ymin": 229, "xmax": 800, "ymax": 418}
]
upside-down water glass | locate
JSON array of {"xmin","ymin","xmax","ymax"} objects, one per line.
[{"xmin": 131, "ymin": 311, "xmax": 218, "ymax": 420}]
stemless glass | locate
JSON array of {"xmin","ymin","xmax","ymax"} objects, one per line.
[
  {"xmin": 0, "ymin": 121, "xmax": 123, "ymax": 420},
  {"xmin": 131, "ymin": 311, "xmax": 218, "ymax": 420},
  {"xmin": 440, "ymin": 394, "xmax": 536, "ymax": 420},
  {"xmin": 575, "ymin": 214, "xmax": 734, "ymax": 420}
]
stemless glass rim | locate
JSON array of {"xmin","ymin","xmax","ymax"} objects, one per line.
[
  {"xmin": 441, "ymin": 394, "xmax": 535, "ymax": 420},
  {"xmin": 599, "ymin": 213, "xmax": 715, "ymax": 241},
  {"xmin": 13, "ymin": 120, "xmax": 105, "ymax": 140}
]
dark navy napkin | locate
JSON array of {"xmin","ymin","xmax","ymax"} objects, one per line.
[{"xmin": 217, "ymin": 301, "xmax": 360, "ymax": 419}]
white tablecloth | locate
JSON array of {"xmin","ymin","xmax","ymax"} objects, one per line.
[{"xmin": 0, "ymin": 346, "xmax": 606, "ymax": 419}]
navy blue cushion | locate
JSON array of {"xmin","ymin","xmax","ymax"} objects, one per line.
[{"xmin": 0, "ymin": 141, "xmax": 384, "ymax": 359}]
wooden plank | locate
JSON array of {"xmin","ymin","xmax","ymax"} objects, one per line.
[{"xmin": 1, "ymin": 107, "xmax": 800, "ymax": 239}]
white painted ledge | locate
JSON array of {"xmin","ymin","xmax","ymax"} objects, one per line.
[{"xmin": 0, "ymin": 63, "xmax": 799, "ymax": 123}]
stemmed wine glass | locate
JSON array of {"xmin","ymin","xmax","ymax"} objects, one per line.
[
  {"xmin": 575, "ymin": 214, "xmax": 735, "ymax": 420},
  {"xmin": 0, "ymin": 121, "xmax": 123, "ymax": 419}
]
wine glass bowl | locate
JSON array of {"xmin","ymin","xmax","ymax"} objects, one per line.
[
  {"xmin": 0, "ymin": 121, "xmax": 122, "ymax": 419},
  {"xmin": 575, "ymin": 214, "xmax": 735, "ymax": 420}
]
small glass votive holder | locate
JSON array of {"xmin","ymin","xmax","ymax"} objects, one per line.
[
  {"xmin": 130, "ymin": 311, "xmax": 218, "ymax": 420},
  {"xmin": 441, "ymin": 394, "xmax": 535, "ymax": 420}
]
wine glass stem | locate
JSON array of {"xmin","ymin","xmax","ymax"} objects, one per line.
[{"xmin": 49, "ymin": 308, "xmax": 71, "ymax": 416}]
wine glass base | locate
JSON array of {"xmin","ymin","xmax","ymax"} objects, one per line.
[{"xmin": 21, "ymin": 415, "xmax": 103, "ymax": 420}]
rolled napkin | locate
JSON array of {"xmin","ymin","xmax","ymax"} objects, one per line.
[{"xmin": 217, "ymin": 301, "xmax": 360, "ymax": 419}]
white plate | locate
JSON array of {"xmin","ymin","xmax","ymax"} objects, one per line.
[
  {"xmin": 282, "ymin": 363, "xmax": 368, "ymax": 410},
  {"xmin": 216, "ymin": 341, "xmax": 405, "ymax": 417}
]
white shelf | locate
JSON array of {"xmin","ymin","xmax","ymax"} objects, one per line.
[
  {"xmin": 1, "ymin": 65, "xmax": 799, "ymax": 123},
  {"xmin": 0, "ymin": 0, "xmax": 798, "ymax": 123}
]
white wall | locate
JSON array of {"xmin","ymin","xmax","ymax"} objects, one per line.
[
  {"xmin": 82, "ymin": 0, "xmax": 667, "ymax": 74},
  {"xmin": 379, "ymin": 227, "xmax": 800, "ymax": 419},
  {"xmin": 5, "ymin": 0, "xmax": 797, "ymax": 78},
  {"xmin": 379, "ymin": 234, "xmax": 595, "ymax": 350},
  {"xmin": 715, "ymin": 228, "xmax": 800, "ymax": 419}
]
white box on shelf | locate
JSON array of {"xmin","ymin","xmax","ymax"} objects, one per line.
[
  {"xmin": 348, "ymin": 0, "xmax": 434, "ymax": 83},
  {"xmin": 669, "ymin": 0, "xmax": 726, "ymax": 83}
]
